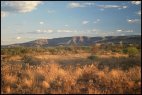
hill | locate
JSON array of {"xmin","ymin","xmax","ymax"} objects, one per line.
[{"xmin": 2, "ymin": 35, "xmax": 141, "ymax": 47}]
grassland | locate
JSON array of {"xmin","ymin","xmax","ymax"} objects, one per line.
[{"xmin": 1, "ymin": 44, "xmax": 141, "ymax": 94}]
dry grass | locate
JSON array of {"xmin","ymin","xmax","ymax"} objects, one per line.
[{"xmin": 1, "ymin": 52, "xmax": 141, "ymax": 94}]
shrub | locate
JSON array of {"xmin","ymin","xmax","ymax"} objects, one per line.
[
  {"xmin": 88, "ymin": 54, "xmax": 98, "ymax": 63},
  {"xmin": 81, "ymin": 46, "xmax": 91, "ymax": 52},
  {"xmin": 123, "ymin": 48, "xmax": 128, "ymax": 54},
  {"xmin": 1, "ymin": 48, "xmax": 8, "ymax": 55},
  {"xmin": 91, "ymin": 46, "xmax": 98, "ymax": 54},
  {"xmin": 127, "ymin": 47, "xmax": 139, "ymax": 57},
  {"xmin": 48, "ymin": 48, "xmax": 57, "ymax": 55},
  {"xmin": 21, "ymin": 55, "xmax": 41, "ymax": 66}
]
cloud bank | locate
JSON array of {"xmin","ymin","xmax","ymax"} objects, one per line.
[{"xmin": 1, "ymin": 1, "xmax": 42, "ymax": 17}]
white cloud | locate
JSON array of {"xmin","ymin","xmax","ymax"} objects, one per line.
[
  {"xmin": 93, "ymin": 19, "xmax": 100, "ymax": 23},
  {"xmin": 96, "ymin": 19, "xmax": 100, "ymax": 22},
  {"xmin": 68, "ymin": 2, "xmax": 94, "ymax": 8},
  {"xmin": 64, "ymin": 25, "xmax": 69, "ymax": 27},
  {"xmin": 131, "ymin": 1, "xmax": 141, "ymax": 5},
  {"xmin": 36, "ymin": 29, "xmax": 53, "ymax": 33},
  {"xmin": 97, "ymin": 5, "xmax": 128, "ymax": 10},
  {"xmin": 116, "ymin": 29, "xmax": 123, "ymax": 32},
  {"xmin": 86, "ymin": 29, "xmax": 99, "ymax": 33},
  {"xmin": 68, "ymin": 2, "xmax": 85, "ymax": 8},
  {"xmin": 46, "ymin": 29, "xmax": 53, "ymax": 33},
  {"xmin": 57, "ymin": 29, "xmax": 75, "ymax": 33},
  {"xmin": 101, "ymin": 5, "xmax": 120, "ymax": 8},
  {"xmin": 82, "ymin": 21, "xmax": 89, "ymax": 24},
  {"xmin": 16, "ymin": 36, "xmax": 21, "ymax": 40},
  {"xmin": 1, "ymin": 1, "xmax": 42, "ymax": 13},
  {"xmin": 127, "ymin": 19, "xmax": 140, "ymax": 23},
  {"xmin": 36, "ymin": 29, "xmax": 41, "ymax": 33},
  {"xmin": 1, "ymin": 1, "xmax": 42, "ymax": 17},
  {"xmin": 40, "ymin": 22, "xmax": 44, "ymax": 25},
  {"xmin": 125, "ymin": 30, "xmax": 133, "ymax": 33},
  {"xmin": 34, "ymin": 29, "xmax": 78, "ymax": 34},
  {"xmin": 137, "ymin": 10, "xmax": 141, "ymax": 16},
  {"xmin": 83, "ymin": 2, "xmax": 95, "ymax": 6},
  {"xmin": 116, "ymin": 29, "xmax": 133, "ymax": 33},
  {"xmin": 122, "ymin": 6, "xmax": 128, "ymax": 9}
]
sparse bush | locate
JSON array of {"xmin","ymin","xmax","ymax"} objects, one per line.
[
  {"xmin": 123, "ymin": 48, "xmax": 128, "ymax": 54},
  {"xmin": 81, "ymin": 46, "xmax": 91, "ymax": 52},
  {"xmin": 127, "ymin": 47, "xmax": 139, "ymax": 57},
  {"xmin": 48, "ymin": 48, "xmax": 57, "ymax": 55},
  {"xmin": 22, "ymin": 55, "xmax": 33, "ymax": 63},
  {"xmin": 21, "ymin": 55, "xmax": 41, "ymax": 66},
  {"xmin": 91, "ymin": 45, "xmax": 99, "ymax": 54},
  {"xmin": 88, "ymin": 54, "xmax": 98, "ymax": 63}
]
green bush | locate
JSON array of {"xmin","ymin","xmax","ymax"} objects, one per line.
[{"xmin": 127, "ymin": 47, "xmax": 139, "ymax": 57}]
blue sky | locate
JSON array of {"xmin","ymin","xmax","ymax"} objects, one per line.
[{"xmin": 1, "ymin": 1, "xmax": 141, "ymax": 45}]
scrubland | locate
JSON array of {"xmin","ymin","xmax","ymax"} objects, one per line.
[{"xmin": 1, "ymin": 45, "xmax": 141, "ymax": 94}]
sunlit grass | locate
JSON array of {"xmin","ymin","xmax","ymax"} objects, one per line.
[{"xmin": 1, "ymin": 45, "xmax": 141, "ymax": 94}]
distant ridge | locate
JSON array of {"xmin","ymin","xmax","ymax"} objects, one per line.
[{"xmin": 2, "ymin": 35, "xmax": 141, "ymax": 47}]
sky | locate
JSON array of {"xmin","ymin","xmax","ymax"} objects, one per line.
[{"xmin": 1, "ymin": 1, "xmax": 141, "ymax": 45}]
